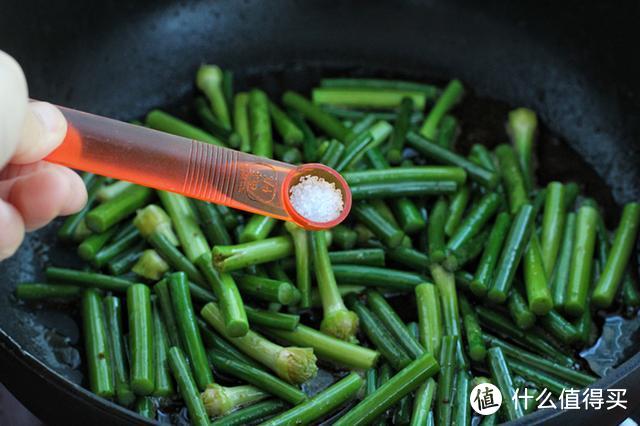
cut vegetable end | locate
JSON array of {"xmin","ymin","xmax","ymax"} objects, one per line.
[
  {"xmin": 430, "ymin": 246, "xmax": 447, "ymax": 261},
  {"xmin": 320, "ymin": 309, "xmax": 360, "ymax": 341},
  {"xmin": 530, "ymin": 298, "xmax": 553, "ymax": 316},
  {"xmin": 131, "ymin": 378, "xmax": 154, "ymax": 396},
  {"xmin": 277, "ymin": 285, "xmax": 298, "ymax": 305},
  {"xmin": 563, "ymin": 301, "xmax": 584, "ymax": 318},
  {"xmin": 283, "ymin": 163, "xmax": 352, "ymax": 230},
  {"xmin": 85, "ymin": 216, "xmax": 107, "ymax": 233},
  {"xmin": 487, "ymin": 289, "xmax": 507, "ymax": 304},
  {"xmin": 226, "ymin": 320, "xmax": 250, "ymax": 338},
  {"xmin": 470, "ymin": 346, "xmax": 487, "ymax": 362},
  {"xmin": 469, "ymin": 281, "xmax": 488, "ymax": 297}
]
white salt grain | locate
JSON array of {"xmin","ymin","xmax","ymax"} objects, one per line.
[{"xmin": 289, "ymin": 175, "xmax": 344, "ymax": 223}]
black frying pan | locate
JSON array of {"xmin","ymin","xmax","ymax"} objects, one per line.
[{"xmin": 1, "ymin": 1, "xmax": 639, "ymax": 425}]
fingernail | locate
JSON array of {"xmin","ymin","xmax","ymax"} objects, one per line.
[
  {"xmin": 12, "ymin": 102, "xmax": 67, "ymax": 164},
  {"xmin": 30, "ymin": 101, "xmax": 66, "ymax": 134}
]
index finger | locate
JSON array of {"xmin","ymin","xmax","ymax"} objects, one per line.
[{"xmin": 0, "ymin": 51, "xmax": 67, "ymax": 166}]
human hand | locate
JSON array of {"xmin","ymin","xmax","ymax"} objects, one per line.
[{"xmin": 0, "ymin": 51, "xmax": 87, "ymax": 260}]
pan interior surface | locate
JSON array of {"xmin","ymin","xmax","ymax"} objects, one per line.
[{"xmin": 2, "ymin": 61, "xmax": 638, "ymax": 425}]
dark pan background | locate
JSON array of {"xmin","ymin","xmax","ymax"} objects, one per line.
[{"xmin": 1, "ymin": 1, "xmax": 639, "ymax": 425}]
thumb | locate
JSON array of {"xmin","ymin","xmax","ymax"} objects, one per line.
[
  {"xmin": 14, "ymin": 101, "xmax": 68, "ymax": 164},
  {"xmin": 0, "ymin": 51, "xmax": 67, "ymax": 167},
  {"xmin": 0, "ymin": 51, "xmax": 28, "ymax": 167}
]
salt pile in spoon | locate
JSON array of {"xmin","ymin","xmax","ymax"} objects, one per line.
[{"xmin": 289, "ymin": 175, "xmax": 344, "ymax": 223}]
